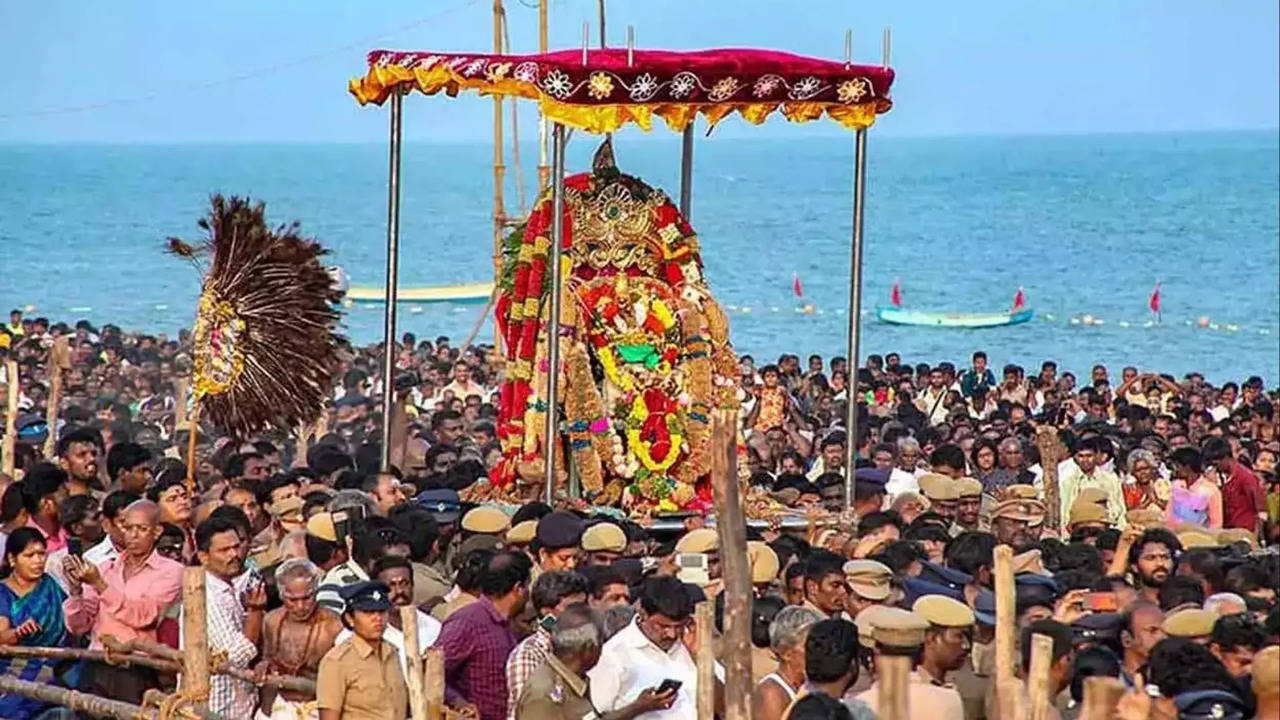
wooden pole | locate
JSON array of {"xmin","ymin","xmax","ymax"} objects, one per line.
[
  {"xmin": 996, "ymin": 677, "xmax": 1026, "ymax": 720},
  {"xmin": 401, "ymin": 606, "xmax": 428, "ymax": 720},
  {"xmin": 1036, "ymin": 425, "xmax": 1063, "ymax": 534},
  {"xmin": 424, "ymin": 647, "xmax": 445, "ymax": 720},
  {"xmin": 0, "ymin": 676, "xmax": 227, "ymax": 720},
  {"xmin": 175, "ymin": 376, "xmax": 190, "ymax": 429},
  {"xmin": 42, "ymin": 336, "xmax": 70, "ymax": 458},
  {"xmin": 993, "ymin": 545, "xmax": 1016, "ymax": 705},
  {"xmin": 492, "ymin": 0, "xmax": 507, "ymax": 331},
  {"xmin": 2, "ymin": 358, "xmax": 17, "ymax": 478},
  {"xmin": 537, "ymin": 0, "xmax": 549, "ymax": 189},
  {"xmin": 184, "ymin": 404, "xmax": 201, "ymax": 496},
  {"xmin": 876, "ymin": 654, "xmax": 911, "ymax": 720},
  {"xmin": 100, "ymin": 636, "xmax": 316, "ymax": 694},
  {"xmin": 182, "ymin": 567, "xmax": 211, "ymax": 703},
  {"xmin": 694, "ymin": 600, "xmax": 716, "ymax": 720},
  {"xmin": 710, "ymin": 409, "xmax": 750, "ymax": 720},
  {"xmin": 1026, "ymin": 633, "xmax": 1054, "ymax": 720},
  {"xmin": 1080, "ymin": 676, "xmax": 1125, "ymax": 720}
]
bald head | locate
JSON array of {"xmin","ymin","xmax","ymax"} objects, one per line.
[
  {"xmin": 119, "ymin": 499, "xmax": 163, "ymax": 558},
  {"xmin": 121, "ymin": 499, "xmax": 161, "ymax": 525}
]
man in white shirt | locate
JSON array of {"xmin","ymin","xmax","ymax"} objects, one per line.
[
  {"xmin": 915, "ymin": 368, "xmax": 950, "ymax": 426},
  {"xmin": 589, "ymin": 576, "xmax": 721, "ymax": 719},
  {"xmin": 438, "ymin": 360, "xmax": 485, "ymax": 402}
]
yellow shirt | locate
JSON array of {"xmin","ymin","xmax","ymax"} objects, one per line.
[{"xmin": 316, "ymin": 635, "xmax": 409, "ymax": 720}]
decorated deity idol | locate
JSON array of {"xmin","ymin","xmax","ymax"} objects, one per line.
[{"xmin": 489, "ymin": 141, "xmax": 739, "ymax": 514}]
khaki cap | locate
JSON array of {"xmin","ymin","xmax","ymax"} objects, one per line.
[
  {"xmin": 1162, "ymin": 608, "xmax": 1217, "ymax": 638},
  {"xmin": 869, "ymin": 608, "xmax": 929, "ymax": 648},
  {"xmin": 1068, "ymin": 499, "xmax": 1108, "ymax": 526},
  {"xmin": 918, "ymin": 474, "xmax": 959, "ymax": 501},
  {"xmin": 1076, "ymin": 487, "xmax": 1109, "ymax": 505},
  {"xmin": 462, "ymin": 506, "xmax": 511, "ymax": 534},
  {"xmin": 1126, "ymin": 507, "xmax": 1164, "ymax": 527},
  {"xmin": 582, "ymin": 522, "xmax": 626, "ymax": 553},
  {"xmin": 1217, "ymin": 528, "xmax": 1257, "ymax": 548},
  {"xmin": 1252, "ymin": 645, "xmax": 1278, "ymax": 698},
  {"xmin": 956, "ymin": 477, "xmax": 983, "ymax": 498},
  {"xmin": 991, "ymin": 498, "xmax": 1046, "ymax": 523},
  {"xmin": 505, "ymin": 519, "xmax": 538, "ymax": 545},
  {"xmin": 1177, "ymin": 530, "xmax": 1218, "ymax": 550},
  {"xmin": 748, "ymin": 541, "xmax": 780, "ymax": 584},
  {"xmin": 912, "ymin": 595, "xmax": 976, "ymax": 628},
  {"xmin": 305, "ymin": 512, "xmax": 337, "ymax": 543},
  {"xmin": 268, "ymin": 495, "xmax": 304, "ymax": 519},
  {"xmin": 1005, "ymin": 484, "xmax": 1039, "ymax": 499},
  {"xmin": 854, "ymin": 605, "xmax": 897, "ymax": 648},
  {"xmin": 843, "ymin": 559, "xmax": 893, "ymax": 601},
  {"xmin": 675, "ymin": 527, "xmax": 719, "ymax": 554}
]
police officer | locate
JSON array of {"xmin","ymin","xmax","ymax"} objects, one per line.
[
  {"xmin": 913, "ymin": 595, "xmax": 975, "ymax": 688},
  {"xmin": 581, "ymin": 522, "xmax": 627, "ymax": 567},
  {"xmin": 317, "ymin": 581, "xmax": 409, "ymax": 720},
  {"xmin": 535, "ymin": 511, "xmax": 585, "ymax": 574},
  {"xmin": 852, "ymin": 608, "xmax": 966, "ymax": 720}
]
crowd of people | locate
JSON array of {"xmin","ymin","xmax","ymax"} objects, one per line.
[{"xmin": 0, "ymin": 308, "xmax": 1277, "ymax": 720}]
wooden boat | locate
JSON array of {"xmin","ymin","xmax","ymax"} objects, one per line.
[
  {"xmin": 345, "ymin": 282, "xmax": 494, "ymax": 305},
  {"xmin": 876, "ymin": 306, "xmax": 1034, "ymax": 328}
]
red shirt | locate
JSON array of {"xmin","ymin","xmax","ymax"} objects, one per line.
[{"xmin": 1221, "ymin": 461, "xmax": 1266, "ymax": 532}]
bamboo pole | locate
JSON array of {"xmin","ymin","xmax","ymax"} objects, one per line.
[
  {"xmin": 491, "ymin": 0, "xmax": 507, "ymax": 353},
  {"xmin": 876, "ymin": 654, "xmax": 911, "ymax": 720},
  {"xmin": 710, "ymin": 409, "xmax": 750, "ymax": 720},
  {"xmin": 184, "ymin": 405, "xmax": 201, "ymax": 496},
  {"xmin": 0, "ymin": 643, "xmax": 179, "ymax": 674},
  {"xmin": 402, "ymin": 606, "xmax": 428, "ymax": 720},
  {"xmin": 1035, "ymin": 426, "xmax": 1063, "ymax": 534},
  {"xmin": 175, "ymin": 376, "xmax": 190, "ymax": 429},
  {"xmin": 996, "ymin": 677, "xmax": 1026, "ymax": 720},
  {"xmin": 0, "ymin": 675, "xmax": 228, "ymax": 720},
  {"xmin": 2, "ymin": 358, "xmax": 17, "ymax": 477},
  {"xmin": 1027, "ymin": 633, "xmax": 1054, "ymax": 720},
  {"xmin": 99, "ymin": 636, "xmax": 316, "ymax": 694},
  {"xmin": 1080, "ymin": 676, "xmax": 1125, "ymax": 720},
  {"xmin": 42, "ymin": 336, "xmax": 70, "ymax": 458},
  {"xmin": 425, "ymin": 647, "xmax": 445, "ymax": 720},
  {"xmin": 694, "ymin": 600, "xmax": 715, "ymax": 720},
  {"xmin": 537, "ymin": 0, "xmax": 549, "ymax": 189},
  {"xmin": 182, "ymin": 567, "xmax": 211, "ymax": 702},
  {"xmin": 993, "ymin": 545, "xmax": 1016, "ymax": 704}
]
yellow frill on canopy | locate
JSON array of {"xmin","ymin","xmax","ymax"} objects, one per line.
[{"xmin": 349, "ymin": 62, "xmax": 883, "ymax": 133}]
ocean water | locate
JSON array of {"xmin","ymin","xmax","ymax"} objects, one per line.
[{"xmin": 1, "ymin": 131, "xmax": 1277, "ymax": 383}]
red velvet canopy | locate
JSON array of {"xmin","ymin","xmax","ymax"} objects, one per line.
[{"xmin": 349, "ymin": 47, "xmax": 894, "ymax": 133}]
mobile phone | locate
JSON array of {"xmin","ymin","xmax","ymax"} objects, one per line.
[
  {"xmin": 676, "ymin": 553, "xmax": 709, "ymax": 586},
  {"xmin": 656, "ymin": 679, "xmax": 682, "ymax": 695},
  {"xmin": 332, "ymin": 510, "xmax": 351, "ymax": 545},
  {"xmin": 67, "ymin": 537, "xmax": 84, "ymax": 558},
  {"xmin": 1084, "ymin": 591, "xmax": 1118, "ymax": 612}
]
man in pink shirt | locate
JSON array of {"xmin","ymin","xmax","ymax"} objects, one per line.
[{"xmin": 63, "ymin": 499, "xmax": 183, "ymax": 704}]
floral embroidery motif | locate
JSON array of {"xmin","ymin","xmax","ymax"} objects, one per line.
[
  {"xmin": 588, "ymin": 72, "xmax": 615, "ymax": 100},
  {"xmin": 513, "ymin": 61, "xmax": 539, "ymax": 83},
  {"xmin": 708, "ymin": 77, "xmax": 741, "ymax": 102},
  {"xmin": 752, "ymin": 75, "xmax": 783, "ymax": 98},
  {"xmin": 789, "ymin": 76, "xmax": 824, "ymax": 100},
  {"xmin": 670, "ymin": 72, "xmax": 698, "ymax": 98},
  {"xmin": 837, "ymin": 78, "xmax": 869, "ymax": 103},
  {"xmin": 629, "ymin": 73, "xmax": 660, "ymax": 101},
  {"xmin": 462, "ymin": 58, "xmax": 487, "ymax": 77},
  {"xmin": 417, "ymin": 54, "xmax": 443, "ymax": 69},
  {"xmin": 542, "ymin": 69, "xmax": 573, "ymax": 99}
]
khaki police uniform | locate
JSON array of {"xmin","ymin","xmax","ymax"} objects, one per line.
[
  {"xmin": 514, "ymin": 654, "xmax": 601, "ymax": 720},
  {"xmin": 316, "ymin": 634, "xmax": 410, "ymax": 720},
  {"xmin": 853, "ymin": 608, "xmax": 966, "ymax": 720}
]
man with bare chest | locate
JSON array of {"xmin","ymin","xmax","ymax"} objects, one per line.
[{"xmin": 259, "ymin": 558, "xmax": 343, "ymax": 715}]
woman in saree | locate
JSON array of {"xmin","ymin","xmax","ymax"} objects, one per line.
[
  {"xmin": 1165, "ymin": 446, "xmax": 1223, "ymax": 530},
  {"xmin": 0, "ymin": 527, "xmax": 71, "ymax": 719}
]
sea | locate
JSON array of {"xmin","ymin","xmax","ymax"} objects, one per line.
[{"xmin": 2, "ymin": 131, "xmax": 1277, "ymax": 384}]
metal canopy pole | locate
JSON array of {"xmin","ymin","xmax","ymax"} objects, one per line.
[
  {"xmin": 843, "ymin": 128, "xmax": 867, "ymax": 508},
  {"xmin": 679, "ymin": 123, "xmax": 694, "ymax": 218},
  {"xmin": 543, "ymin": 123, "xmax": 568, "ymax": 503},
  {"xmin": 380, "ymin": 92, "xmax": 405, "ymax": 473}
]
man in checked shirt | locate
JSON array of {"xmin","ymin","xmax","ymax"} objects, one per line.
[
  {"xmin": 185, "ymin": 510, "xmax": 267, "ymax": 719},
  {"xmin": 504, "ymin": 570, "xmax": 590, "ymax": 720},
  {"xmin": 434, "ymin": 550, "xmax": 533, "ymax": 720}
]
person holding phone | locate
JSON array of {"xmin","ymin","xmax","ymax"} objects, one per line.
[
  {"xmin": 515, "ymin": 603, "xmax": 676, "ymax": 720},
  {"xmin": 0, "ymin": 528, "xmax": 70, "ymax": 719}
]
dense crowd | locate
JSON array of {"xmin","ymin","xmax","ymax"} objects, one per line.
[{"xmin": 0, "ymin": 307, "xmax": 1277, "ymax": 720}]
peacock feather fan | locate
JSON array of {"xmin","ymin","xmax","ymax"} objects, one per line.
[{"xmin": 167, "ymin": 194, "xmax": 344, "ymax": 437}]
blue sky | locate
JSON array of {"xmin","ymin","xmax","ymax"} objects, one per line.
[{"xmin": 1, "ymin": 0, "xmax": 1276, "ymax": 142}]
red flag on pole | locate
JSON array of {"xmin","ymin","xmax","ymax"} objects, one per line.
[
  {"xmin": 1012, "ymin": 286, "xmax": 1026, "ymax": 311},
  {"xmin": 1148, "ymin": 282, "xmax": 1161, "ymax": 314},
  {"xmin": 890, "ymin": 278, "xmax": 902, "ymax": 307},
  {"xmin": 792, "ymin": 273, "xmax": 804, "ymax": 299}
]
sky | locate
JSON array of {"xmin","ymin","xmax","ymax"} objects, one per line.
[{"xmin": 1, "ymin": 0, "xmax": 1277, "ymax": 143}]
